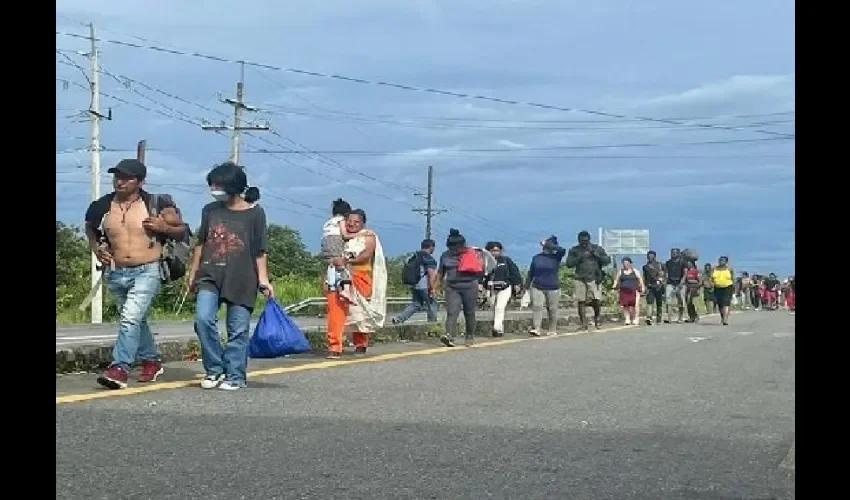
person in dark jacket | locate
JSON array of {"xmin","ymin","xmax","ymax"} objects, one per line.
[
  {"xmin": 434, "ymin": 229, "xmax": 481, "ymax": 347},
  {"xmin": 483, "ymin": 241, "xmax": 522, "ymax": 337},
  {"xmin": 565, "ymin": 230, "xmax": 611, "ymax": 330},
  {"xmin": 642, "ymin": 250, "xmax": 666, "ymax": 325},
  {"xmin": 391, "ymin": 239, "xmax": 439, "ymax": 325},
  {"xmin": 664, "ymin": 248, "xmax": 686, "ymax": 323},
  {"xmin": 525, "ymin": 236, "xmax": 567, "ymax": 336}
]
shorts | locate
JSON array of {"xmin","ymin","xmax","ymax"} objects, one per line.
[
  {"xmin": 618, "ymin": 288, "xmax": 637, "ymax": 307},
  {"xmin": 703, "ymin": 288, "xmax": 715, "ymax": 301},
  {"xmin": 321, "ymin": 235, "xmax": 345, "ymax": 260},
  {"xmin": 714, "ymin": 286, "xmax": 734, "ymax": 307},
  {"xmin": 763, "ymin": 290, "xmax": 778, "ymax": 303},
  {"xmin": 574, "ymin": 280, "xmax": 603, "ymax": 302}
]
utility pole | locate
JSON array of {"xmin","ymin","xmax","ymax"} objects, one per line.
[
  {"xmin": 136, "ymin": 140, "xmax": 146, "ymax": 164},
  {"xmin": 201, "ymin": 62, "xmax": 269, "ymax": 164},
  {"xmin": 88, "ymin": 22, "xmax": 103, "ymax": 324},
  {"xmin": 412, "ymin": 165, "xmax": 447, "ymax": 241}
]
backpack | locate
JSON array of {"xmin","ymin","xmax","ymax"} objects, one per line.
[
  {"xmin": 682, "ymin": 248, "xmax": 699, "ymax": 262},
  {"xmin": 457, "ymin": 247, "xmax": 485, "ymax": 274},
  {"xmin": 147, "ymin": 194, "xmax": 192, "ymax": 283},
  {"xmin": 401, "ymin": 252, "xmax": 425, "ymax": 286}
]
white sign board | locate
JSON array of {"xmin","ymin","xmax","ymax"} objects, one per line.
[{"xmin": 602, "ymin": 229, "xmax": 650, "ymax": 255}]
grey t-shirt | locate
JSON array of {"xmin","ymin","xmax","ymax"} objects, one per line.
[
  {"xmin": 437, "ymin": 251, "xmax": 479, "ymax": 289},
  {"xmin": 195, "ymin": 201, "xmax": 268, "ymax": 308}
]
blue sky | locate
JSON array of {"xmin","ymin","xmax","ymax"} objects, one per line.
[{"xmin": 56, "ymin": 0, "xmax": 795, "ymax": 275}]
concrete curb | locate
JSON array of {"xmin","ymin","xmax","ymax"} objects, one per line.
[{"xmin": 55, "ymin": 313, "xmax": 623, "ymax": 373}]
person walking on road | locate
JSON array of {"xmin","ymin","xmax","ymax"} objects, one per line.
[
  {"xmin": 683, "ymin": 260, "xmax": 702, "ymax": 322},
  {"xmin": 664, "ymin": 248, "xmax": 686, "ymax": 323},
  {"xmin": 434, "ymin": 229, "xmax": 482, "ymax": 347},
  {"xmin": 710, "ymin": 256, "xmax": 735, "ymax": 326},
  {"xmin": 391, "ymin": 239, "xmax": 439, "ymax": 325},
  {"xmin": 525, "ymin": 236, "xmax": 566, "ymax": 336},
  {"xmin": 186, "ymin": 162, "xmax": 272, "ymax": 391},
  {"xmin": 324, "ymin": 209, "xmax": 388, "ymax": 358},
  {"xmin": 84, "ymin": 159, "xmax": 187, "ymax": 390},
  {"xmin": 702, "ymin": 263, "xmax": 717, "ymax": 314},
  {"xmin": 612, "ymin": 257, "xmax": 645, "ymax": 325},
  {"xmin": 785, "ymin": 275, "xmax": 795, "ymax": 312},
  {"xmin": 566, "ymin": 230, "xmax": 611, "ymax": 330},
  {"xmin": 483, "ymin": 241, "xmax": 523, "ymax": 337},
  {"xmin": 763, "ymin": 273, "xmax": 780, "ymax": 310},
  {"xmin": 642, "ymin": 251, "xmax": 666, "ymax": 325}
]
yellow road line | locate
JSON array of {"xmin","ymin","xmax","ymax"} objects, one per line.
[{"xmin": 53, "ymin": 321, "xmax": 676, "ymax": 405}]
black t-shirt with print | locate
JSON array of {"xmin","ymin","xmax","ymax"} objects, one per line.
[{"xmin": 195, "ymin": 202, "xmax": 268, "ymax": 308}]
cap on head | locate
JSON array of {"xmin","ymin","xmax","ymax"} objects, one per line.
[{"xmin": 108, "ymin": 159, "xmax": 147, "ymax": 181}]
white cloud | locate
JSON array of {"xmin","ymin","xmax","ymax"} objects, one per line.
[{"xmin": 627, "ymin": 74, "xmax": 795, "ymax": 117}]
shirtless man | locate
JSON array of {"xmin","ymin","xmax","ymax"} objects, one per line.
[{"xmin": 84, "ymin": 159, "xmax": 186, "ymax": 390}]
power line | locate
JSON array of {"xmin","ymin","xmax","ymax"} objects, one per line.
[
  {"xmin": 66, "ymin": 136, "xmax": 786, "ymax": 156},
  {"xmin": 55, "ymin": 31, "xmax": 795, "ymax": 139},
  {"xmin": 55, "ymin": 70, "xmax": 509, "ymax": 236},
  {"xmin": 257, "ymin": 105, "xmax": 795, "ymax": 131},
  {"xmin": 255, "ymin": 106, "xmax": 796, "ymax": 125},
  {"xmin": 58, "ymin": 50, "xmax": 783, "ymax": 242},
  {"xmin": 57, "ymin": 149, "xmax": 793, "ymax": 160}
]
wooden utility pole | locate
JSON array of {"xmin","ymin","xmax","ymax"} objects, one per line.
[
  {"xmin": 412, "ymin": 165, "xmax": 447, "ymax": 241},
  {"xmin": 201, "ymin": 62, "xmax": 269, "ymax": 164}
]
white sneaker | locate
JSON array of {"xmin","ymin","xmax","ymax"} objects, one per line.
[
  {"xmin": 200, "ymin": 374, "xmax": 225, "ymax": 389},
  {"xmin": 218, "ymin": 381, "xmax": 245, "ymax": 391},
  {"xmin": 546, "ymin": 331, "xmax": 558, "ymax": 336}
]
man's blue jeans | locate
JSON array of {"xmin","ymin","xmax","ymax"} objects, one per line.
[
  {"xmin": 194, "ymin": 288, "xmax": 253, "ymax": 386},
  {"xmin": 395, "ymin": 289, "xmax": 438, "ymax": 323},
  {"xmin": 105, "ymin": 262, "xmax": 162, "ymax": 370}
]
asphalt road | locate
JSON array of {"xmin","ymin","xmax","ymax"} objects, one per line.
[
  {"xmin": 56, "ymin": 311, "xmax": 795, "ymax": 500},
  {"xmin": 55, "ymin": 309, "xmax": 540, "ymax": 351}
]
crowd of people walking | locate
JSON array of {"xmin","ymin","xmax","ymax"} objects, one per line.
[{"xmin": 81, "ymin": 157, "xmax": 794, "ymax": 391}]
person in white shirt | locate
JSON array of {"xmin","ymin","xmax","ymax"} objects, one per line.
[{"xmin": 321, "ymin": 198, "xmax": 358, "ymax": 293}]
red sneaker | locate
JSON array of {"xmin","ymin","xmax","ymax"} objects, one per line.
[
  {"xmin": 137, "ymin": 360, "xmax": 164, "ymax": 383},
  {"xmin": 96, "ymin": 365, "xmax": 129, "ymax": 390}
]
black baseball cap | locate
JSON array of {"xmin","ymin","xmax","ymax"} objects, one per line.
[{"xmin": 107, "ymin": 159, "xmax": 147, "ymax": 180}]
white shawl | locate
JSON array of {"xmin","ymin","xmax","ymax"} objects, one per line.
[{"xmin": 344, "ymin": 229, "xmax": 388, "ymax": 332}]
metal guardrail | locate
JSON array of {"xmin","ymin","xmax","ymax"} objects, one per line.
[
  {"xmin": 284, "ymin": 296, "xmax": 418, "ymax": 314},
  {"xmin": 283, "ymin": 294, "xmax": 583, "ymax": 314}
]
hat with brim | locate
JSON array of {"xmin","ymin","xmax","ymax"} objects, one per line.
[{"xmin": 107, "ymin": 159, "xmax": 147, "ymax": 180}]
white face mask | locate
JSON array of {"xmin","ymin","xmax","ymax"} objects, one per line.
[{"xmin": 210, "ymin": 190, "xmax": 229, "ymax": 202}]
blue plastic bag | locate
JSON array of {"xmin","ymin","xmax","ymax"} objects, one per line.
[{"xmin": 248, "ymin": 298, "xmax": 311, "ymax": 358}]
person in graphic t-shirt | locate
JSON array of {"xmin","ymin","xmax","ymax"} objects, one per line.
[{"xmin": 186, "ymin": 162, "xmax": 272, "ymax": 391}]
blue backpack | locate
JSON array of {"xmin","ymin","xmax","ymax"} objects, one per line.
[{"xmin": 248, "ymin": 299, "xmax": 311, "ymax": 358}]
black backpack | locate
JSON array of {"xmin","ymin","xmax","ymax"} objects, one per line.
[
  {"xmin": 401, "ymin": 252, "xmax": 425, "ymax": 286},
  {"xmin": 146, "ymin": 194, "xmax": 192, "ymax": 283}
]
